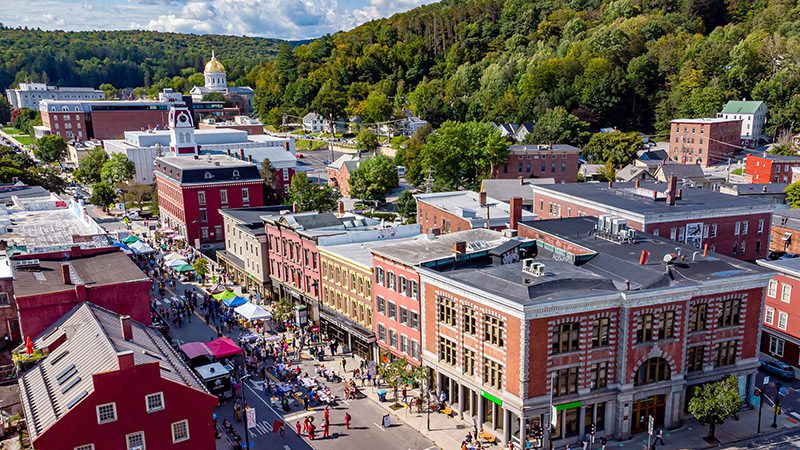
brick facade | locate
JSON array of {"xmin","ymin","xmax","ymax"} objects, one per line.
[
  {"xmin": 745, "ymin": 155, "xmax": 800, "ymax": 184},
  {"xmin": 668, "ymin": 119, "xmax": 742, "ymax": 167}
]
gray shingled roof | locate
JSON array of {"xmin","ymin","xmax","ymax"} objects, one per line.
[{"xmin": 19, "ymin": 303, "xmax": 206, "ymax": 439}]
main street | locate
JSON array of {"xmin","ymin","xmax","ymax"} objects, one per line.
[{"xmin": 153, "ymin": 279, "xmax": 437, "ymax": 450}]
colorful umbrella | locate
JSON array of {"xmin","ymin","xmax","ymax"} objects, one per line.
[
  {"xmin": 25, "ymin": 336, "xmax": 33, "ymax": 356},
  {"xmin": 206, "ymin": 337, "xmax": 243, "ymax": 358}
]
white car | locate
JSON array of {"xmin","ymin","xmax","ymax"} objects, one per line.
[{"xmin": 396, "ymin": 166, "xmax": 407, "ymax": 177}]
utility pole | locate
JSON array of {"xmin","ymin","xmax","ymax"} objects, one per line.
[
  {"xmin": 547, "ymin": 372, "xmax": 555, "ymax": 450},
  {"xmin": 240, "ymin": 374, "xmax": 251, "ymax": 449},
  {"xmin": 756, "ymin": 387, "xmax": 765, "ymax": 434},
  {"xmin": 772, "ymin": 382, "xmax": 783, "ymax": 428}
]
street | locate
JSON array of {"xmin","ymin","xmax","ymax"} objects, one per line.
[{"xmin": 152, "ymin": 278, "xmax": 437, "ymax": 450}]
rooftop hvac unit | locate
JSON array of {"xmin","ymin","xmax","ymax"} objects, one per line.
[{"xmin": 522, "ymin": 258, "xmax": 546, "ymax": 277}]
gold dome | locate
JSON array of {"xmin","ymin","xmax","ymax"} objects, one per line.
[{"xmin": 204, "ymin": 52, "xmax": 225, "ymax": 73}]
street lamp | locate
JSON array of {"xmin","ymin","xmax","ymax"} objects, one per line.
[
  {"xmin": 771, "ymin": 381, "xmax": 782, "ymax": 428},
  {"xmin": 239, "ymin": 374, "xmax": 251, "ymax": 449}
]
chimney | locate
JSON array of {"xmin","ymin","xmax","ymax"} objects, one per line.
[
  {"xmin": 639, "ymin": 249, "xmax": 650, "ymax": 265},
  {"xmin": 608, "ymin": 180, "xmax": 613, "ymax": 188},
  {"xmin": 239, "ymin": 148, "xmax": 245, "ymax": 160},
  {"xmin": 635, "ymin": 179, "xmax": 640, "ymax": 188},
  {"xmin": 227, "ymin": 148, "xmax": 231, "ymax": 157},
  {"xmin": 703, "ymin": 243, "xmax": 710, "ymax": 257},
  {"xmin": 479, "ymin": 191, "xmax": 487, "ymax": 206},
  {"xmin": 666, "ymin": 174, "xmax": 678, "ymax": 206},
  {"xmin": 69, "ymin": 245, "xmax": 82, "ymax": 259},
  {"xmin": 120, "ymin": 315, "xmax": 133, "ymax": 341},
  {"xmin": 117, "ymin": 351, "xmax": 135, "ymax": 370},
  {"xmin": 61, "ymin": 263, "xmax": 71, "ymax": 285},
  {"xmin": 518, "ymin": 176, "xmax": 524, "ymax": 185},
  {"xmin": 763, "ymin": 185, "xmax": 768, "ymax": 193},
  {"xmin": 74, "ymin": 284, "xmax": 87, "ymax": 302},
  {"xmin": 509, "ymin": 197, "xmax": 523, "ymax": 230},
  {"xmin": 248, "ymin": 154, "xmax": 253, "ymax": 163},
  {"xmin": 337, "ymin": 200, "xmax": 345, "ymax": 215},
  {"xmin": 451, "ymin": 241, "xmax": 467, "ymax": 255}
]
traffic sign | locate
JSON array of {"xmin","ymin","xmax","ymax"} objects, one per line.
[
  {"xmin": 648, "ymin": 415, "xmax": 654, "ymax": 435},
  {"xmin": 764, "ymin": 376, "xmax": 771, "ymax": 386},
  {"xmin": 779, "ymin": 387, "xmax": 788, "ymax": 397},
  {"xmin": 246, "ymin": 407, "xmax": 256, "ymax": 428}
]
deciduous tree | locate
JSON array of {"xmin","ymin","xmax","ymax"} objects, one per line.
[
  {"xmin": 33, "ymin": 135, "xmax": 67, "ymax": 164},
  {"xmin": 349, "ymin": 155, "xmax": 399, "ymax": 202},
  {"xmin": 74, "ymin": 147, "xmax": 109, "ymax": 184},
  {"xmin": 356, "ymin": 129, "xmax": 380, "ymax": 152},
  {"xmin": 522, "ymin": 107, "xmax": 591, "ymax": 147},
  {"xmin": 583, "ymin": 131, "xmax": 642, "ymax": 167},
  {"xmin": 89, "ymin": 182, "xmax": 117, "ymax": 211},
  {"xmin": 687, "ymin": 376, "xmax": 742, "ymax": 440},
  {"xmin": 288, "ymin": 172, "xmax": 341, "ymax": 212},
  {"xmin": 100, "ymin": 153, "xmax": 136, "ymax": 185}
]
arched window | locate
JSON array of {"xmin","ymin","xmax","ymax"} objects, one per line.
[
  {"xmin": 634, "ymin": 358, "xmax": 671, "ymax": 386},
  {"xmin": 183, "ymin": 131, "xmax": 190, "ymax": 143},
  {"xmin": 177, "ymin": 132, "xmax": 184, "ymax": 144}
]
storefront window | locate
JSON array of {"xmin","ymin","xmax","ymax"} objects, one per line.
[{"xmin": 564, "ymin": 408, "xmax": 579, "ymax": 438}]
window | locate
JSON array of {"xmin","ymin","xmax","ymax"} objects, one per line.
[
  {"xmin": 484, "ymin": 316, "xmax": 505, "ymax": 347},
  {"xmin": 411, "ymin": 340, "xmax": 420, "ymax": 359},
  {"xmin": 172, "ymin": 420, "xmax": 190, "ymax": 443},
  {"xmin": 376, "ymin": 267, "xmax": 385, "ymax": 285},
  {"xmin": 552, "ymin": 323, "xmax": 580, "ymax": 354},
  {"xmin": 484, "ymin": 358, "xmax": 503, "ymax": 389},
  {"xmin": 716, "ymin": 341, "xmax": 737, "ymax": 367},
  {"xmin": 758, "ymin": 219, "xmax": 765, "ymax": 234},
  {"xmin": 765, "ymin": 306, "xmax": 775, "ymax": 325},
  {"xmin": 215, "ymin": 225, "xmax": 222, "ymax": 239},
  {"xmin": 241, "ymin": 188, "xmax": 249, "ymax": 202},
  {"xmin": 463, "ymin": 348, "xmax": 476, "ymax": 376},
  {"xmin": 439, "ymin": 337, "xmax": 457, "ymax": 365},
  {"xmin": 636, "ymin": 314, "xmax": 654, "ymax": 342},
  {"xmin": 591, "ymin": 362, "xmax": 608, "ymax": 390},
  {"xmin": 377, "ymin": 296, "xmax": 385, "ymax": 314},
  {"xmin": 399, "ymin": 307, "xmax": 408, "ymax": 325},
  {"xmin": 97, "ymin": 403, "xmax": 117, "ymax": 424},
  {"xmin": 438, "ymin": 296, "xmax": 456, "ymax": 326},
  {"xmin": 388, "ymin": 272, "xmax": 396, "ymax": 290},
  {"xmin": 220, "ymin": 189, "xmax": 228, "ymax": 204},
  {"xmin": 782, "ymin": 284, "xmax": 792, "ymax": 303},
  {"xmin": 634, "ymin": 358, "xmax": 670, "ymax": 385},
  {"xmin": 199, "ymin": 208, "xmax": 207, "ymax": 223},
  {"xmin": 74, "ymin": 446, "xmax": 95, "ymax": 450},
  {"xmin": 591, "ymin": 318, "xmax": 609, "ymax": 347},
  {"xmin": 378, "ymin": 324, "xmax": 386, "ymax": 342},
  {"xmin": 145, "ymin": 392, "xmax": 164, "ymax": 413},
  {"xmin": 409, "ymin": 280, "xmax": 419, "ymax": 299},
  {"xmin": 387, "ymin": 302, "xmax": 397, "ymax": 320},
  {"xmin": 464, "ymin": 307, "xmax": 477, "ymax": 335},
  {"xmin": 711, "ymin": 224, "xmax": 718, "ymax": 237},
  {"xmin": 399, "ymin": 276, "xmax": 408, "ymax": 295},
  {"xmin": 658, "ymin": 310, "xmax": 675, "ymax": 340},
  {"xmin": 769, "ymin": 336, "xmax": 785, "ymax": 357},
  {"xmin": 409, "ymin": 312, "xmax": 419, "ymax": 330},
  {"xmin": 687, "ymin": 346, "xmax": 704, "ymax": 372},
  {"xmin": 400, "ymin": 335, "xmax": 409, "ymax": 353},
  {"xmin": 778, "ymin": 311, "xmax": 789, "ymax": 330},
  {"xmin": 389, "ymin": 330, "xmax": 398, "ymax": 348},
  {"xmin": 197, "ymin": 191, "xmax": 206, "ymax": 205},
  {"xmin": 554, "ymin": 367, "xmax": 579, "ymax": 396},
  {"xmin": 768, "ymin": 280, "xmax": 778, "ymax": 297},
  {"xmin": 689, "ymin": 303, "xmax": 707, "ymax": 332},
  {"xmin": 0, "ymin": 293, "xmax": 9, "ymax": 306},
  {"xmin": 735, "ymin": 221, "xmax": 741, "ymax": 235},
  {"xmin": 126, "ymin": 431, "xmax": 145, "ymax": 449},
  {"xmin": 718, "ymin": 299, "xmax": 741, "ymax": 327}
]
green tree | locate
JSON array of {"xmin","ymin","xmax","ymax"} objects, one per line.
[
  {"xmin": 89, "ymin": 182, "xmax": 117, "ymax": 211},
  {"xmin": 377, "ymin": 359, "xmax": 429, "ymax": 404},
  {"xmin": 193, "ymin": 258, "xmax": 209, "ymax": 280},
  {"xmin": 687, "ymin": 376, "xmax": 742, "ymax": 440},
  {"xmin": 355, "ymin": 91, "xmax": 393, "ymax": 124},
  {"xmin": 770, "ymin": 144, "xmax": 797, "ymax": 157},
  {"xmin": 99, "ymin": 83, "xmax": 117, "ymax": 98},
  {"xmin": 100, "ymin": 153, "xmax": 136, "ymax": 185},
  {"xmin": 786, "ymin": 182, "xmax": 800, "ymax": 208},
  {"xmin": 260, "ymin": 159, "xmax": 283, "ymax": 203},
  {"xmin": 583, "ymin": 131, "xmax": 643, "ymax": 167},
  {"xmin": 396, "ymin": 190, "xmax": 417, "ymax": 223},
  {"xmin": 33, "ymin": 135, "xmax": 67, "ymax": 164},
  {"xmin": 356, "ymin": 129, "xmax": 380, "ymax": 152},
  {"xmin": 420, "ymin": 121, "xmax": 509, "ymax": 190},
  {"xmin": 288, "ymin": 172, "xmax": 341, "ymax": 212},
  {"xmin": 271, "ymin": 296, "xmax": 294, "ymax": 323},
  {"xmin": 202, "ymin": 92, "xmax": 227, "ymax": 102},
  {"xmin": 311, "ymin": 81, "xmax": 347, "ymax": 134},
  {"xmin": 74, "ymin": 147, "xmax": 109, "ymax": 184},
  {"xmin": 349, "ymin": 155, "xmax": 399, "ymax": 202},
  {"xmin": 121, "ymin": 183, "xmax": 154, "ymax": 209},
  {"xmin": 523, "ymin": 107, "xmax": 591, "ymax": 147}
]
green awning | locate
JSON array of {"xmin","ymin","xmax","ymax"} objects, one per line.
[
  {"xmin": 212, "ymin": 290, "xmax": 236, "ymax": 301},
  {"xmin": 173, "ymin": 263, "xmax": 195, "ymax": 273},
  {"xmin": 122, "ymin": 235, "xmax": 141, "ymax": 244}
]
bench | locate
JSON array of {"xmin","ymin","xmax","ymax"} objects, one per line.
[{"xmin": 480, "ymin": 430, "xmax": 497, "ymax": 444}]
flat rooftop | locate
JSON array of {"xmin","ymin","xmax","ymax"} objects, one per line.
[
  {"xmin": 671, "ymin": 118, "xmax": 741, "ymax": 124},
  {"xmin": 1, "ymin": 208, "xmax": 96, "ymax": 249},
  {"xmin": 508, "ymin": 144, "xmax": 580, "ymax": 153},
  {"xmin": 426, "ymin": 217, "xmax": 768, "ymax": 306},
  {"xmin": 320, "ymin": 235, "xmax": 422, "ymax": 268},
  {"xmin": 372, "ymin": 228, "xmax": 509, "ymax": 266},
  {"xmin": 415, "ymin": 191, "xmax": 535, "ymax": 228},
  {"xmin": 13, "ymin": 251, "xmax": 149, "ymax": 297},
  {"xmin": 531, "ymin": 182, "xmax": 775, "ymax": 218},
  {"xmin": 758, "ymin": 258, "xmax": 800, "ymax": 278}
]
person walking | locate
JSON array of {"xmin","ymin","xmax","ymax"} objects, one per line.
[
  {"xmin": 341, "ymin": 357, "xmax": 347, "ymax": 373},
  {"xmin": 600, "ymin": 436, "xmax": 607, "ymax": 450},
  {"xmin": 324, "ymin": 406, "xmax": 330, "ymax": 423},
  {"xmin": 295, "ymin": 421, "xmax": 302, "ymax": 436},
  {"xmin": 344, "ymin": 412, "xmax": 351, "ymax": 430},
  {"xmin": 655, "ymin": 428, "xmax": 665, "ymax": 446},
  {"xmin": 322, "ymin": 419, "xmax": 330, "ymax": 438},
  {"xmin": 308, "ymin": 423, "xmax": 316, "ymax": 440}
]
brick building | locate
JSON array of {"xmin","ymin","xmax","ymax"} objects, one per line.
[
  {"xmin": 530, "ymin": 179, "xmax": 776, "ymax": 260},
  {"xmin": 155, "ymin": 154, "xmax": 264, "ymax": 247},
  {"xmin": 418, "ymin": 216, "xmax": 770, "ymax": 447},
  {"xmin": 769, "ymin": 209, "xmax": 800, "ymax": 255},
  {"xmin": 744, "ymin": 153, "xmax": 800, "ymax": 184},
  {"xmin": 668, "ymin": 118, "xmax": 742, "ymax": 167},
  {"xmin": 757, "ymin": 258, "xmax": 800, "ymax": 367},
  {"xmin": 10, "ymin": 248, "xmax": 151, "ymax": 339},
  {"xmin": 371, "ymin": 229, "xmax": 514, "ymax": 367},
  {"xmin": 19, "ymin": 303, "xmax": 217, "ymax": 450},
  {"xmin": 493, "ymin": 144, "xmax": 580, "ymax": 183},
  {"xmin": 415, "ymin": 191, "xmax": 533, "ymax": 235},
  {"xmin": 326, "ymin": 153, "xmax": 372, "ymax": 197},
  {"xmin": 0, "ymin": 257, "xmax": 18, "ymax": 342}
]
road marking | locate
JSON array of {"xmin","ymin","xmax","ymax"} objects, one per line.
[
  {"xmin": 790, "ymin": 411, "xmax": 800, "ymax": 421},
  {"xmin": 284, "ymin": 446, "xmax": 291, "ymax": 450},
  {"xmin": 284, "ymin": 410, "xmax": 317, "ymax": 422},
  {"xmin": 249, "ymin": 380, "xmax": 264, "ymax": 391},
  {"xmin": 162, "ymin": 297, "xmax": 171, "ymax": 304},
  {"xmin": 373, "ymin": 422, "xmax": 387, "ymax": 432}
]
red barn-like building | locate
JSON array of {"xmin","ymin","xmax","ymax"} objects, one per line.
[{"xmin": 19, "ymin": 303, "xmax": 217, "ymax": 450}]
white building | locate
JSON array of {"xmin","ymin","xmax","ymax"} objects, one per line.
[
  {"xmin": 717, "ymin": 100, "xmax": 768, "ymax": 144},
  {"xmin": 5, "ymin": 82, "xmax": 105, "ymax": 110},
  {"xmin": 190, "ymin": 52, "xmax": 255, "ymax": 114},
  {"xmin": 302, "ymin": 112, "xmax": 324, "ymax": 133}
]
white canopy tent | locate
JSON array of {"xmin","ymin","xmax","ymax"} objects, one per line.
[
  {"xmin": 129, "ymin": 241, "xmax": 155, "ymax": 255},
  {"xmin": 163, "ymin": 252, "xmax": 187, "ymax": 263},
  {"xmin": 234, "ymin": 302, "xmax": 272, "ymax": 321},
  {"xmin": 166, "ymin": 258, "xmax": 186, "ymax": 268}
]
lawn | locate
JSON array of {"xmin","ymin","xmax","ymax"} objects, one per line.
[
  {"xmin": 731, "ymin": 168, "xmax": 743, "ymax": 176},
  {"xmin": 2, "ymin": 127, "xmax": 23, "ymax": 134},
  {"xmin": 296, "ymin": 139, "xmax": 328, "ymax": 151},
  {"xmin": 13, "ymin": 135, "xmax": 34, "ymax": 145}
]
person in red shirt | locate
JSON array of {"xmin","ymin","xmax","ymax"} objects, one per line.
[
  {"xmin": 295, "ymin": 421, "xmax": 302, "ymax": 435},
  {"xmin": 344, "ymin": 412, "xmax": 351, "ymax": 430},
  {"xmin": 323, "ymin": 419, "xmax": 330, "ymax": 438}
]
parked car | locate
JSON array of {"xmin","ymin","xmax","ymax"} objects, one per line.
[
  {"xmin": 760, "ymin": 360, "xmax": 796, "ymax": 380},
  {"xmin": 396, "ymin": 166, "xmax": 407, "ymax": 177},
  {"xmin": 296, "ymin": 152, "xmax": 305, "ymax": 158}
]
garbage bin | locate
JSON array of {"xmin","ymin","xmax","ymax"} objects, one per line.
[{"xmin": 377, "ymin": 389, "xmax": 387, "ymax": 402}]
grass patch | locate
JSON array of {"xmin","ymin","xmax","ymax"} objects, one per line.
[
  {"xmin": 2, "ymin": 127, "xmax": 22, "ymax": 134},
  {"xmin": 296, "ymin": 139, "xmax": 328, "ymax": 151},
  {"xmin": 13, "ymin": 135, "xmax": 34, "ymax": 145},
  {"xmin": 731, "ymin": 168, "xmax": 743, "ymax": 176}
]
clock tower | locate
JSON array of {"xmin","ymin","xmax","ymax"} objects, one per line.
[{"xmin": 168, "ymin": 105, "xmax": 199, "ymax": 156}]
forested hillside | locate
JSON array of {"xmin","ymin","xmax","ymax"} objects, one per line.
[
  {"xmin": 0, "ymin": 27, "xmax": 297, "ymax": 94},
  {"xmin": 246, "ymin": 0, "xmax": 800, "ymax": 136}
]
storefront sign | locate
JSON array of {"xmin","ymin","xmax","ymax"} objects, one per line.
[
  {"xmin": 555, "ymin": 400, "xmax": 582, "ymax": 411},
  {"xmin": 481, "ymin": 390, "xmax": 502, "ymax": 406}
]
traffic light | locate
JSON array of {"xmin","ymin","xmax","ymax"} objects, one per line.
[{"xmin": 773, "ymin": 405, "xmax": 782, "ymax": 415}]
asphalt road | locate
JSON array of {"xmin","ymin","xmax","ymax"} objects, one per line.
[
  {"xmin": 755, "ymin": 369, "xmax": 800, "ymax": 424},
  {"xmin": 153, "ymin": 279, "xmax": 436, "ymax": 450}
]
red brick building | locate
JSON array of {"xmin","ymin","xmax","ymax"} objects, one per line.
[
  {"xmin": 326, "ymin": 154, "xmax": 371, "ymax": 197},
  {"xmin": 418, "ymin": 216, "xmax": 770, "ymax": 448},
  {"xmin": 10, "ymin": 248, "xmax": 151, "ymax": 340},
  {"xmin": 668, "ymin": 118, "xmax": 742, "ymax": 167},
  {"xmin": 744, "ymin": 153, "xmax": 800, "ymax": 183},
  {"xmin": 493, "ymin": 144, "xmax": 580, "ymax": 183},
  {"xmin": 0, "ymin": 257, "xmax": 18, "ymax": 342},
  {"xmin": 155, "ymin": 154, "xmax": 264, "ymax": 246},
  {"xmin": 757, "ymin": 259, "xmax": 800, "ymax": 367},
  {"xmin": 770, "ymin": 209, "xmax": 800, "ymax": 255},
  {"xmin": 415, "ymin": 191, "xmax": 533, "ymax": 235},
  {"xmin": 19, "ymin": 303, "xmax": 217, "ymax": 450},
  {"xmin": 529, "ymin": 179, "xmax": 775, "ymax": 260}
]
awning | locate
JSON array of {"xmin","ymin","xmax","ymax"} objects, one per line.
[
  {"xmin": 223, "ymin": 296, "xmax": 248, "ymax": 308},
  {"xmin": 234, "ymin": 302, "xmax": 272, "ymax": 320},
  {"xmin": 783, "ymin": 232, "xmax": 792, "ymax": 242},
  {"xmin": 212, "ymin": 290, "xmax": 236, "ymax": 301},
  {"xmin": 121, "ymin": 235, "xmax": 141, "ymax": 244},
  {"xmin": 166, "ymin": 259, "xmax": 186, "ymax": 268},
  {"xmin": 163, "ymin": 252, "xmax": 187, "ymax": 263},
  {"xmin": 129, "ymin": 241, "xmax": 155, "ymax": 255},
  {"xmin": 173, "ymin": 264, "xmax": 195, "ymax": 273},
  {"xmin": 180, "ymin": 342, "xmax": 211, "ymax": 359},
  {"xmin": 206, "ymin": 337, "xmax": 243, "ymax": 358}
]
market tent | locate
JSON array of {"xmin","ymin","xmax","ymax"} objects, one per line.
[
  {"xmin": 163, "ymin": 252, "xmax": 187, "ymax": 263},
  {"xmin": 121, "ymin": 235, "xmax": 140, "ymax": 244},
  {"xmin": 206, "ymin": 337, "xmax": 242, "ymax": 358},
  {"xmin": 234, "ymin": 302, "xmax": 272, "ymax": 320},
  {"xmin": 129, "ymin": 241, "xmax": 155, "ymax": 255},
  {"xmin": 179, "ymin": 342, "xmax": 211, "ymax": 359},
  {"xmin": 223, "ymin": 296, "xmax": 248, "ymax": 308},
  {"xmin": 212, "ymin": 290, "xmax": 236, "ymax": 301},
  {"xmin": 173, "ymin": 264, "xmax": 195, "ymax": 273},
  {"xmin": 166, "ymin": 259, "xmax": 186, "ymax": 268}
]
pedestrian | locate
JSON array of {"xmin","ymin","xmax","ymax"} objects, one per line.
[
  {"xmin": 308, "ymin": 423, "xmax": 316, "ymax": 440},
  {"xmin": 322, "ymin": 419, "xmax": 330, "ymax": 438},
  {"xmin": 344, "ymin": 412, "xmax": 351, "ymax": 430},
  {"xmin": 581, "ymin": 440, "xmax": 588, "ymax": 450},
  {"xmin": 295, "ymin": 421, "xmax": 302, "ymax": 436},
  {"xmin": 324, "ymin": 406, "xmax": 330, "ymax": 423},
  {"xmin": 655, "ymin": 428, "xmax": 665, "ymax": 446},
  {"xmin": 341, "ymin": 357, "xmax": 347, "ymax": 373},
  {"xmin": 402, "ymin": 386, "xmax": 408, "ymax": 405},
  {"xmin": 600, "ymin": 436, "xmax": 607, "ymax": 450}
]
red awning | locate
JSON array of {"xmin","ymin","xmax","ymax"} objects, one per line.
[
  {"xmin": 206, "ymin": 337, "xmax": 243, "ymax": 358},
  {"xmin": 180, "ymin": 342, "xmax": 211, "ymax": 360}
]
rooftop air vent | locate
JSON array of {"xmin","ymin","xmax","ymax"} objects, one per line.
[{"xmin": 522, "ymin": 258, "xmax": 546, "ymax": 277}]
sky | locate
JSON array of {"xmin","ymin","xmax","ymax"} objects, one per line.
[{"xmin": 2, "ymin": 0, "xmax": 434, "ymax": 41}]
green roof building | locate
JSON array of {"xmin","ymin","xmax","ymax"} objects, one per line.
[{"xmin": 717, "ymin": 100, "xmax": 767, "ymax": 143}]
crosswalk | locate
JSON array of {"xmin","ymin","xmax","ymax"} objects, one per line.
[{"xmin": 250, "ymin": 420, "xmax": 274, "ymax": 436}]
